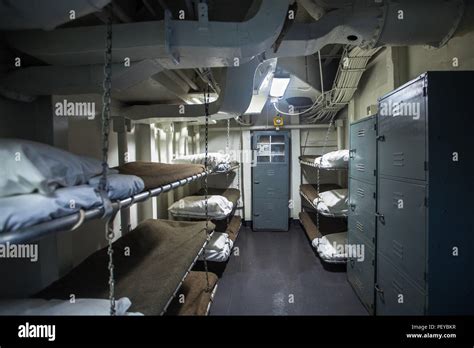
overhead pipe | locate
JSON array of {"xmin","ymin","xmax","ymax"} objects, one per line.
[
  {"xmin": 268, "ymin": 0, "xmax": 465, "ymax": 58},
  {"xmin": 0, "ymin": 59, "xmax": 164, "ymax": 96},
  {"xmin": 120, "ymin": 56, "xmax": 264, "ymax": 121},
  {"xmin": 4, "ymin": 0, "xmax": 289, "ymax": 69},
  {"xmin": 0, "ymin": 0, "xmax": 111, "ymax": 30}
]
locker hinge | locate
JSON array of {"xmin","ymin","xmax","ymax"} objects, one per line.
[
  {"xmin": 423, "ymin": 86, "xmax": 427, "ymax": 97},
  {"xmin": 371, "ymin": 259, "xmax": 375, "ymax": 266},
  {"xmin": 424, "ymin": 271, "xmax": 428, "ymax": 282},
  {"xmin": 424, "ymin": 197, "xmax": 428, "ymax": 207},
  {"xmin": 373, "ymin": 169, "xmax": 377, "ymax": 177},
  {"xmin": 372, "ymin": 237, "xmax": 375, "ymax": 244},
  {"xmin": 373, "ymin": 192, "xmax": 376, "ymax": 199},
  {"xmin": 424, "ymin": 161, "xmax": 428, "ymax": 171},
  {"xmin": 373, "ymin": 123, "xmax": 377, "ymax": 131}
]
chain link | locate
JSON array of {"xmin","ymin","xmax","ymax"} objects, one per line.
[
  {"xmin": 98, "ymin": 5, "xmax": 116, "ymax": 316},
  {"xmin": 316, "ymin": 113, "xmax": 337, "ymax": 233},
  {"xmin": 203, "ymin": 84, "xmax": 211, "ymax": 292}
]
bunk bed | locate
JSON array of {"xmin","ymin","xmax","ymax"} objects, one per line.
[
  {"xmin": 36, "ymin": 219, "xmax": 216, "ymax": 315},
  {"xmin": 299, "ymin": 149, "xmax": 349, "ymax": 264},
  {"xmin": 172, "ymin": 153, "xmax": 238, "ymax": 174}
]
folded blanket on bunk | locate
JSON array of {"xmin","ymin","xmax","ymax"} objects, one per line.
[
  {"xmin": 116, "ymin": 161, "xmax": 205, "ymax": 190},
  {"xmin": 172, "ymin": 153, "xmax": 230, "ymax": 171},
  {"xmin": 0, "ymin": 297, "xmax": 141, "ymax": 316},
  {"xmin": 0, "ymin": 138, "xmax": 111, "ymax": 197},
  {"xmin": 0, "ymin": 185, "xmax": 102, "ymax": 232},
  {"xmin": 314, "ymin": 150, "xmax": 349, "ymax": 168},
  {"xmin": 168, "ymin": 195, "xmax": 233, "ymax": 219},
  {"xmin": 166, "ymin": 271, "xmax": 218, "ymax": 316},
  {"xmin": 37, "ymin": 219, "xmax": 215, "ymax": 315},
  {"xmin": 88, "ymin": 173, "xmax": 144, "ymax": 200},
  {"xmin": 314, "ymin": 189, "xmax": 348, "ymax": 216},
  {"xmin": 199, "ymin": 232, "xmax": 233, "ymax": 263},
  {"xmin": 312, "ymin": 232, "xmax": 348, "ymax": 263}
]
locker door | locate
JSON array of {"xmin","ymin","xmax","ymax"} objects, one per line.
[
  {"xmin": 378, "ymin": 77, "xmax": 427, "ymax": 181},
  {"xmin": 348, "ymin": 178, "xmax": 376, "ymax": 247},
  {"xmin": 376, "ymin": 253, "xmax": 425, "ymax": 315},
  {"xmin": 347, "ymin": 233, "xmax": 375, "ymax": 314},
  {"xmin": 377, "ymin": 177, "xmax": 426, "ymax": 287},
  {"xmin": 349, "ymin": 117, "xmax": 376, "ymax": 183}
]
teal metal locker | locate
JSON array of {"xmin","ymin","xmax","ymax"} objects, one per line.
[{"xmin": 347, "ymin": 115, "xmax": 377, "ymax": 314}]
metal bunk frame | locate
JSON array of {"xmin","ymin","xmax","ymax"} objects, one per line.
[{"xmin": 0, "ymin": 170, "xmax": 211, "ymax": 245}]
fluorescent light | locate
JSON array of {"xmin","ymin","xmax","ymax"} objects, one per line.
[{"xmin": 270, "ymin": 77, "xmax": 290, "ymax": 98}]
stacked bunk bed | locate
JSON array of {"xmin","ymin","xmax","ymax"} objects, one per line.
[
  {"xmin": 0, "ymin": 139, "xmax": 220, "ymax": 316},
  {"xmin": 299, "ymin": 150, "xmax": 350, "ymax": 264},
  {"xmin": 167, "ymin": 149, "xmax": 242, "ymax": 276}
]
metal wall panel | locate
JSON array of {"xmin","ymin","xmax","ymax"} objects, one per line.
[{"xmin": 377, "ymin": 177, "xmax": 426, "ymax": 287}]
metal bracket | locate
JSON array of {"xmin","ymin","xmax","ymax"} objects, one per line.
[
  {"xmin": 112, "ymin": 116, "xmax": 133, "ymax": 133},
  {"xmin": 164, "ymin": 9, "xmax": 180, "ymax": 65},
  {"xmin": 197, "ymin": 2, "xmax": 209, "ymax": 30}
]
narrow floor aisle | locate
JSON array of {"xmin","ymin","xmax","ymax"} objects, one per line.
[{"xmin": 211, "ymin": 221, "xmax": 367, "ymax": 315}]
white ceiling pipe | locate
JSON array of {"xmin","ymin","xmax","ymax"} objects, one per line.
[
  {"xmin": 4, "ymin": 0, "xmax": 289, "ymax": 69},
  {"xmin": 0, "ymin": 0, "xmax": 111, "ymax": 30}
]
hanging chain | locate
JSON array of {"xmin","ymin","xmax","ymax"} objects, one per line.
[
  {"xmin": 316, "ymin": 113, "xmax": 337, "ymax": 233},
  {"xmin": 226, "ymin": 119, "xmax": 230, "ymax": 153},
  {"xmin": 98, "ymin": 5, "xmax": 116, "ymax": 316},
  {"xmin": 203, "ymin": 84, "xmax": 211, "ymax": 292}
]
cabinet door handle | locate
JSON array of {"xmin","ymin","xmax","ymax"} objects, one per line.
[
  {"xmin": 375, "ymin": 284, "xmax": 384, "ymax": 294},
  {"xmin": 375, "ymin": 212, "xmax": 385, "ymax": 224}
]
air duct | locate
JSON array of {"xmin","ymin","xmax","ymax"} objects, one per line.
[{"xmin": 0, "ymin": 0, "xmax": 111, "ymax": 30}]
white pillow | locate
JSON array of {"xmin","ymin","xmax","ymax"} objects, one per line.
[
  {"xmin": 315, "ymin": 189, "xmax": 348, "ymax": 216},
  {"xmin": 168, "ymin": 195, "xmax": 233, "ymax": 219},
  {"xmin": 312, "ymin": 232, "xmax": 348, "ymax": 262},
  {"xmin": 199, "ymin": 232, "xmax": 233, "ymax": 262},
  {"xmin": 315, "ymin": 150, "xmax": 349, "ymax": 168},
  {"xmin": 172, "ymin": 152, "xmax": 230, "ymax": 169},
  {"xmin": 0, "ymin": 297, "xmax": 135, "ymax": 316},
  {"xmin": 0, "ymin": 138, "xmax": 105, "ymax": 197}
]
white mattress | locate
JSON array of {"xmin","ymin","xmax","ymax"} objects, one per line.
[
  {"xmin": 314, "ymin": 189, "xmax": 348, "ymax": 217},
  {"xmin": 312, "ymin": 232, "xmax": 348, "ymax": 263},
  {"xmin": 314, "ymin": 149, "xmax": 349, "ymax": 169},
  {"xmin": 0, "ymin": 297, "xmax": 143, "ymax": 316},
  {"xmin": 168, "ymin": 195, "xmax": 233, "ymax": 220},
  {"xmin": 172, "ymin": 152, "xmax": 230, "ymax": 171},
  {"xmin": 199, "ymin": 232, "xmax": 233, "ymax": 263}
]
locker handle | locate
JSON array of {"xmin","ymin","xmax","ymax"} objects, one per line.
[
  {"xmin": 253, "ymin": 213, "xmax": 260, "ymax": 217},
  {"xmin": 254, "ymin": 181, "xmax": 260, "ymax": 184},
  {"xmin": 375, "ymin": 284, "xmax": 384, "ymax": 294},
  {"xmin": 376, "ymin": 135, "xmax": 385, "ymax": 142},
  {"xmin": 350, "ymin": 203, "xmax": 356, "ymax": 211},
  {"xmin": 375, "ymin": 212, "xmax": 385, "ymax": 224},
  {"xmin": 349, "ymin": 149, "xmax": 356, "ymax": 159}
]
